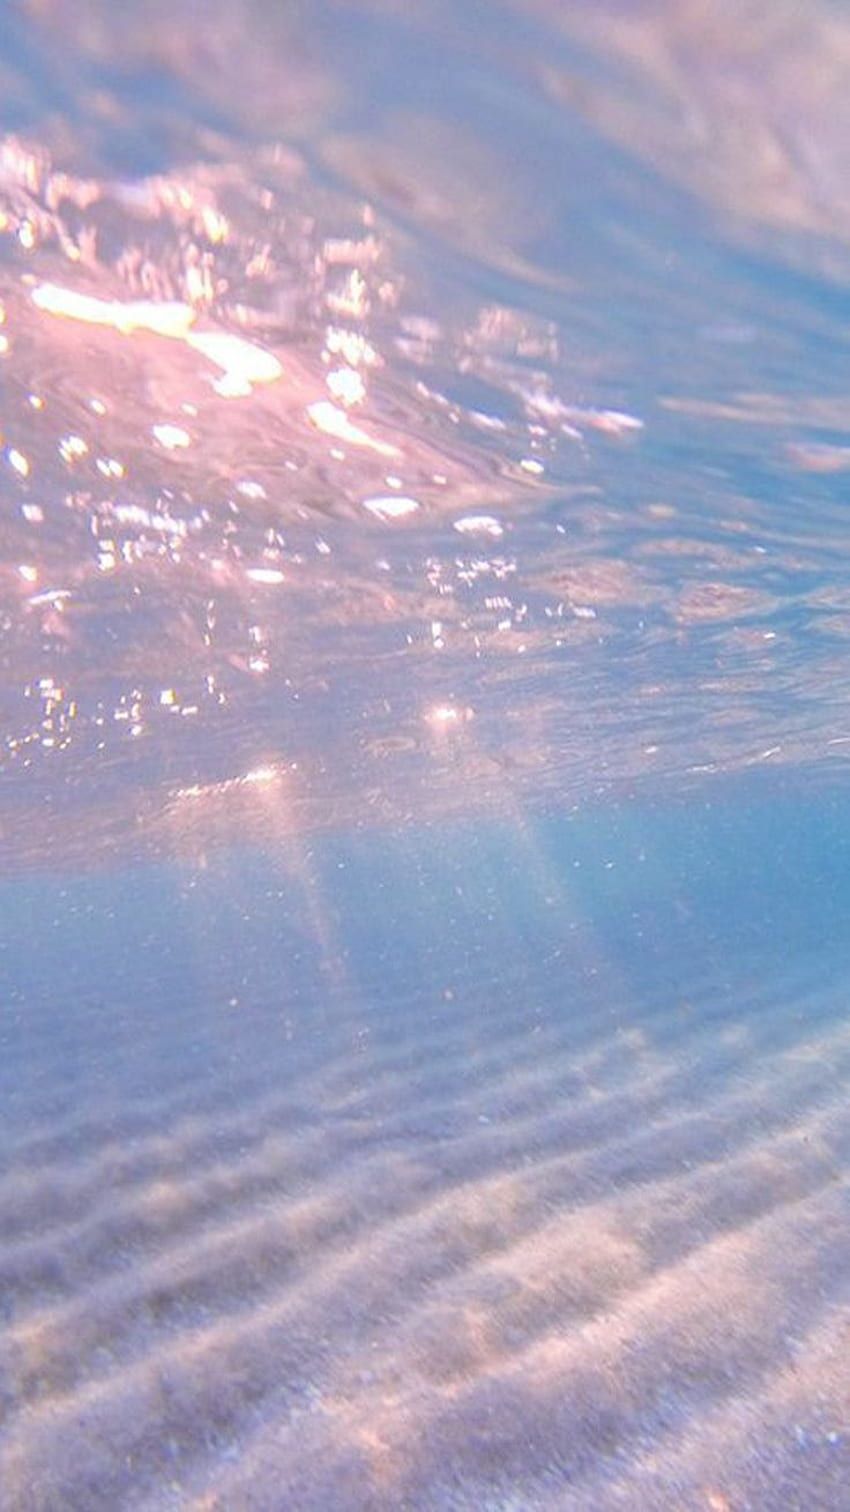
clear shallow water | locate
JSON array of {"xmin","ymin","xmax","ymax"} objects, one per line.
[{"xmin": 2, "ymin": 3, "xmax": 850, "ymax": 1508}]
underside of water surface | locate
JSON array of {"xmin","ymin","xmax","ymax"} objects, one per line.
[{"xmin": 2, "ymin": 3, "xmax": 850, "ymax": 1509}]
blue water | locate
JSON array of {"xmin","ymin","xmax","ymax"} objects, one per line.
[{"xmin": 3, "ymin": 3, "xmax": 850, "ymax": 1508}]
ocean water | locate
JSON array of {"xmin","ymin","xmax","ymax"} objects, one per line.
[{"xmin": 2, "ymin": 2, "xmax": 850, "ymax": 1508}]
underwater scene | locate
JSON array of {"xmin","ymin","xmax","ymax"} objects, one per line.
[{"xmin": 2, "ymin": 2, "xmax": 850, "ymax": 1507}]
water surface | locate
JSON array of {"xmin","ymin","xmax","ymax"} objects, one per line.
[{"xmin": 2, "ymin": 3, "xmax": 850, "ymax": 1508}]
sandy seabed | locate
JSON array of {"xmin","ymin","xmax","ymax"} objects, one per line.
[{"xmin": 2, "ymin": 917, "xmax": 850, "ymax": 1512}]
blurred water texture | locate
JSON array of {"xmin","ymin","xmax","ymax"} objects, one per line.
[{"xmin": 3, "ymin": 3, "xmax": 850, "ymax": 1508}]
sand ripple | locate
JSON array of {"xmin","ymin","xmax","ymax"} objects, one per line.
[{"xmin": 2, "ymin": 942, "xmax": 850, "ymax": 1510}]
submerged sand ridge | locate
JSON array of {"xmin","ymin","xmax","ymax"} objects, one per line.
[{"xmin": 1, "ymin": 819, "xmax": 850, "ymax": 1510}]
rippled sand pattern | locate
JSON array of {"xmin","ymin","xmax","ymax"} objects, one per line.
[
  {"xmin": 4, "ymin": 1, "xmax": 850, "ymax": 1506},
  {"xmin": 3, "ymin": 928, "xmax": 850, "ymax": 1510}
]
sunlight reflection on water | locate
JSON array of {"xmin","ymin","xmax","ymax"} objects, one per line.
[{"xmin": 3, "ymin": 4, "xmax": 850, "ymax": 1510}]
